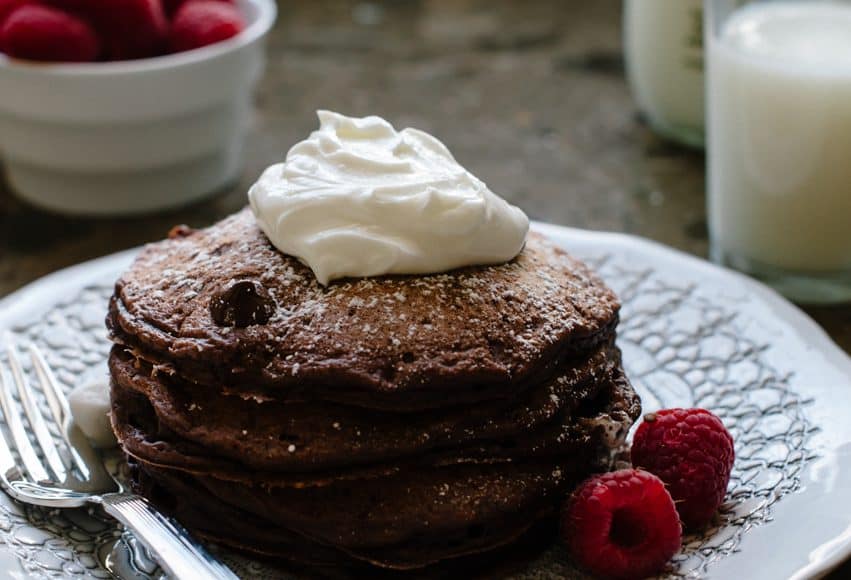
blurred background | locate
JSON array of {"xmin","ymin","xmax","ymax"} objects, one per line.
[{"xmin": 0, "ymin": 0, "xmax": 847, "ymax": 349}]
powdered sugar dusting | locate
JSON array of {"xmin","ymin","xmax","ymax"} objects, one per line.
[{"xmin": 113, "ymin": 208, "xmax": 619, "ymax": 395}]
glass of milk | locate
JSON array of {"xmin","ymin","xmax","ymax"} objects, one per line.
[
  {"xmin": 624, "ymin": 0, "xmax": 705, "ymax": 148},
  {"xmin": 706, "ymin": 0, "xmax": 851, "ymax": 304}
]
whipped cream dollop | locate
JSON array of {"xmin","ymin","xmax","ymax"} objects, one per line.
[
  {"xmin": 249, "ymin": 111, "xmax": 529, "ymax": 285},
  {"xmin": 68, "ymin": 371, "xmax": 117, "ymax": 449}
]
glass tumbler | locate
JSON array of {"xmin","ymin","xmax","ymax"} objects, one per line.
[{"xmin": 706, "ymin": 0, "xmax": 851, "ymax": 304}]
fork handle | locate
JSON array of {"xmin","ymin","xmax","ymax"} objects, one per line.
[{"xmin": 101, "ymin": 492, "xmax": 239, "ymax": 580}]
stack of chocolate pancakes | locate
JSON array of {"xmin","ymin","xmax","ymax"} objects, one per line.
[{"xmin": 107, "ymin": 208, "xmax": 639, "ymax": 574}]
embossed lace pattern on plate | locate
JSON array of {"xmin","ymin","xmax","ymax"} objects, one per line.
[{"xmin": 0, "ymin": 253, "xmax": 815, "ymax": 579}]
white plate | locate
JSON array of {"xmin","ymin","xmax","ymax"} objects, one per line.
[{"xmin": 0, "ymin": 222, "xmax": 849, "ymax": 579}]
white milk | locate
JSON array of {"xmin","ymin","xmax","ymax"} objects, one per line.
[
  {"xmin": 709, "ymin": 2, "xmax": 851, "ymax": 272},
  {"xmin": 624, "ymin": 0, "xmax": 705, "ymax": 146}
]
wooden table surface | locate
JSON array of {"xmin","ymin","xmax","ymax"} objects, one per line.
[{"xmin": 0, "ymin": 0, "xmax": 848, "ymax": 576}]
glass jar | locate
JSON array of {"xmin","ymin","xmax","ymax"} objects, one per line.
[{"xmin": 623, "ymin": 0, "xmax": 705, "ymax": 148}]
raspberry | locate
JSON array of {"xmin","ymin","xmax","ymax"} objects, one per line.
[
  {"xmin": 169, "ymin": 0, "xmax": 245, "ymax": 53},
  {"xmin": 45, "ymin": 0, "xmax": 168, "ymax": 60},
  {"xmin": 0, "ymin": 0, "xmax": 36, "ymax": 26},
  {"xmin": 562, "ymin": 469, "xmax": 681, "ymax": 579},
  {"xmin": 631, "ymin": 408, "xmax": 735, "ymax": 529},
  {"xmin": 0, "ymin": 4, "xmax": 99, "ymax": 61},
  {"xmin": 162, "ymin": 0, "xmax": 233, "ymax": 18}
]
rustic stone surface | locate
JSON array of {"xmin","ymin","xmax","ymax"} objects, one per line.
[{"xmin": 0, "ymin": 0, "xmax": 847, "ymax": 354}]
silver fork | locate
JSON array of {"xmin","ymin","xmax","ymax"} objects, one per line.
[{"xmin": 0, "ymin": 338, "xmax": 238, "ymax": 580}]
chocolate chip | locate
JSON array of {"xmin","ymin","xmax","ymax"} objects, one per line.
[
  {"xmin": 168, "ymin": 224, "xmax": 194, "ymax": 239},
  {"xmin": 210, "ymin": 280, "xmax": 276, "ymax": 327}
]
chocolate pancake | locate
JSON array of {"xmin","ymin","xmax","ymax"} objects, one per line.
[
  {"xmin": 112, "ymin": 352, "xmax": 638, "ymax": 570},
  {"xmin": 107, "ymin": 207, "xmax": 639, "ymax": 573},
  {"xmin": 108, "ymin": 343, "xmax": 630, "ymax": 475},
  {"xmin": 107, "ymin": 208, "xmax": 619, "ymax": 410},
  {"xmin": 110, "ymin": 360, "xmax": 638, "ymax": 487},
  {"xmin": 131, "ymin": 460, "xmax": 559, "ymax": 578},
  {"xmin": 132, "ymin": 460, "xmax": 575, "ymax": 570}
]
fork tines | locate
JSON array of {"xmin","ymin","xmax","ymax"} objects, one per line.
[{"xmin": 0, "ymin": 337, "xmax": 81, "ymax": 485}]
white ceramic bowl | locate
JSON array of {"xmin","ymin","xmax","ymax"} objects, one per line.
[{"xmin": 0, "ymin": 0, "xmax": 277, "ymax": 216}]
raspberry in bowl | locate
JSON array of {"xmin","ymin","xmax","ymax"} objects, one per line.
[{"xmin": 0, "ymin": 0, "xmax": 276, "ymax": 215}]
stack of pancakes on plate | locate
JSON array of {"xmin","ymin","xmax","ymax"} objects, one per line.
[{"xmin": 107, "ymin": 208, "xmax": 639, "ymax": 574}]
